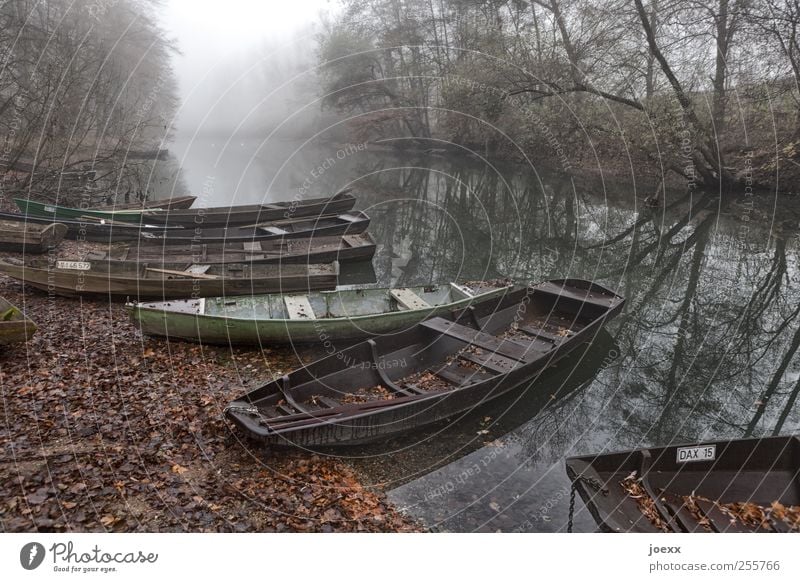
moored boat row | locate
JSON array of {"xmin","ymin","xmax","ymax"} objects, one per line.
[{"xmin": 13, "ymin": 190, "xmax": 356, "ymax": 228}]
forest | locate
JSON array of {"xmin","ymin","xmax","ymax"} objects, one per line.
[
  {"xmin": 0, "ymin": 0, "xmax": 178, "ymax": 205},
  {"xmin": 318, "ymin": 0, "xmax": 800, "ymax": 192}
]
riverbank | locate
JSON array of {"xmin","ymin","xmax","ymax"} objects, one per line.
[{"xmin": 0, "ymin": 268, "xmax": 420, "ymax": 532}]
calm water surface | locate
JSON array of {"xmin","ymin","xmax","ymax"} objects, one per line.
[{"xmin": 172, "ymin": 135, "xmax": 800, "ymax": 532}]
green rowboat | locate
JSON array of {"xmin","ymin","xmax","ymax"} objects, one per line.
[
  {"xmin": 127, "ymin": 283, "xmax": 513, "ymax": 345},
  {"xmin": 0, "ymin": 297, "xmax": 37, "ymax": 345},
  {"xmin": 14, "ymin": 197, "xmax": 156, "ymax": 223}
]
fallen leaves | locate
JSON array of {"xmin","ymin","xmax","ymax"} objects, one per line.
[
  {"xmin": 620, "ymin": 472, "xmax": 670, "ymax": 532},
  {"xmin": 621, "ymin": 471, "xmax": 800, "ymax": 532},
  {"xmin": 0, "ymin": 272, "xmax": 421, "ymax": 533}
]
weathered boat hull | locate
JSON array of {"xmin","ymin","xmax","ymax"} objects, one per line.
[
  {"xmin": 103, "ymin": 233, "xmax": 376, "ymax": 265},
  {"xmin": 139, "ymin": 191, "xmax": 357, "ymax": 227},
  {"xmin": 15, "ymin": 197, "xmax": 150, "ymax": 222},
  {"xmin": 225, "ymin": 280, "xmax": 625, "ymax": 447},
  {"xmin": 0, "ymin": 221, "xmax": 67, "ymax": 253},
  {"xmin": 128, "ymin": 284, "xmax": 511, "ymax": 345},
  {"xmin": 566, "ymin": 435, "xmax": 800, "ymax": 533},
  {"xmin": 89, "ymin": 195, "xmax": 197, "ymax": 211},
  {"xmin": 140, "ymin": 211, "xmax": 370, "ymax": 245},
  {"xmin": 0, "ymin": 297, "xmax": 37, "ymax": 345},
  {"xmin": 0, "ymin": 258, "xmax": 339, "ymax": 300},
  {"xmin": 14, "ymin": 192, "xmax": 355, "ymax": 228},
  {"xmin": 0, "ymin": 211, "xmax": 181, "ymax": 242}
]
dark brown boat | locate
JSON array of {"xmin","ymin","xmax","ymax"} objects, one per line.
[
  {"xmin": 225, "ymin": 279, "xmax": 624, "ymax": 448},
  {"xmin": 0, "ymin": 257, "xmax": 339, "ymax": 300},
  {"xmin": 139, "ymin": 211, "xmax": 370, "ymax": 245},
  {"xmin": 138, "ymin": 191, "xmax": 356, "ymax": 228},
  {"xmin": 89, "ymin": 195, "xmax": 197, "ymax": 211},
  {"xmin": 97, "ymin": 233, "xmax": 376, "ymax": 265},
  {"xmin": 0, "ymin": 211, "xmax": 181, "ymax": 243},
  {"xmin": 0, "ymin": 219, "xmax": 67, "ymax": 253},
  {"xmin": 566, "ymin": 435, "xmax": 800, "ymax": 532}
]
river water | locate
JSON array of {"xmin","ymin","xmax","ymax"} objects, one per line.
[{"xmin": 168, "ymin": 135, "xmax": 800, "ymax": 532}]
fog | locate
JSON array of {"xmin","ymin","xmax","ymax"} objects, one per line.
[{"xmin": 162, "ymin": 0, "xmax": 336, "ymax": 137}]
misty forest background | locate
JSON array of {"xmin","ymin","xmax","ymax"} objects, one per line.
[{"xmin": 2, "ymin": 0, "xmax": 800, "ymax": 202}]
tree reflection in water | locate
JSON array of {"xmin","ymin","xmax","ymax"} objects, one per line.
[{"xmin": 338, "ymin": 153, "xmax": 799, "ymax": 531}]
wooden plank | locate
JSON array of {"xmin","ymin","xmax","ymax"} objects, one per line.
[
  {"xmin": 693, "ymin": 499, "xmax": 759, "ymax": 533},
  {"xmin": 449, "ymin": 282, "xmax": 474, "ymax": 300},
  {"xmin": 312, "ymin": 395, "xmax": 340, "ymax": 409},
  {"xmin": 342, "ymin": 235, "xmax": 363, "ymax": 248},
  {"xmin": 243, "ymin": 241, "xmax": 261, "ymax": 252},
  {"xmin": 460, "ymin": 350, "xmax": 520, "ymax": 374},
  {"xmin": 260, "ymin": 226, "xmax": 288, "ymax": 235},
  {"xmin": 402, "ymin": 383, "xmax": 428, "ymax": 395},
  {"xmin": 435, "ymin": 362, "xmax": 494, "ymax": 386},
  {"xmin": 535, "ymin": 281, "xmax": 616, "ymax": 309},
  {"xmin": 518, "ymin": 324, "xmax": 567, "ymax": 344},
  {"xmin": 420, "ymin": 317, "xmax": 532, "ymax": 361},
  {"xmin": 662, "ymin": 497, "xmax": 709, "ymax": 533},
  {"xmin": 339, "ymin": 214, "xmax": 359, "ymax": 222},
  {"xmin": 146, "ymin": 267, "xmax": 218, "ymax": 280},
  {"xmin": 390, "ymin": 288, "xmax": 431, "ymax": 311},
  {"xmin": 283, "ymin": 295, "xmax": 316, "ymax": 320}
]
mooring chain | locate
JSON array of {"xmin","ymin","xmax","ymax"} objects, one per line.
[{"xmin": 567, "ymin": 474, "xmax": 609, "ymax": 533}]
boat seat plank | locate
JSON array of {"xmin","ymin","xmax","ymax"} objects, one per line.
[
  {"xmin": 390, "ymin": 288, "xmax": 431, "ymax": 311},
  {"xmin": 339, "ymin": 214, "xmax": 359, "ymax": 222},
  {"xmin": 276, "ymin": 404, "xmax": 296, "ymax": 416},
  {"xmin": 517, "ymin": 324, "xmax": 568, "ymax": 344},
  {"xmin": 661, "ymin": 497, "xmax": 709, "ymax": 533},
  {"xmin": 435, "ymin": 362, "xmax": 494, "ymax": 386},
  {"xmin": 401, "ymin": 383, "xmax": 428, "ymax": 395},
  {"xmin": 421, "ymin": 317, "xmax": 532, "ymax": 361},
  {"xmin": 283, "ymin": 295, "xmax": 316, "ymax": 320},
  {"xmin": 460, "ymin": 351, "xmax": 520, "ymax": 374},
  {"xmin": 146, "ymin": 267, "xmax": 218, "ymax": 280},
  {"xmin": 260, "ymin": 226, "xmax": 288, "ymax": 235},
  {"xmin": 693, "ymin": 499, "xmax": 759, "ymax": 533},
  {"xmin": 313, "ymin": 395, "xmax": 340, "ymax": 409},
  {"xmin": 186, "ymin": 264, "xmax": 212, "ymax": 274},
  {"xmin": 449, "ymin": 282, "xmax": 474, "ymax": 300},
  {"xmin": 342, "ymin": 235, "xmax": 363, "ymax": 248},
  {"xmin": 535, "ymin": 281, "xmax": 616, "ymax": 309}
]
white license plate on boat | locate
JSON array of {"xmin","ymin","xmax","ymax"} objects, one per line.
[
  {"xmin": 44, "ymin": 205, "xmax": 55, "ymax": 213},
  {"xmin": 676, "ymin": 445, "xmax": 716, "ymax": 463},
  {"xmin": 56, "ymin": 260, "xmax": 91, "ymax": 270}
]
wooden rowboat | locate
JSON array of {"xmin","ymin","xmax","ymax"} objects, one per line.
[
  {"xmin": 0, "ymin": 297, "xmax": 37, "ymax": 345},
  {"xmin": 0, "ymin": 257, "xmax": 339, "ymax": 300},
  {"xmin": 127, "ymin": 282, "xmax": 512, "ymax": 345},
  {"xmin": 0, "ymin": 220, "xmax": 67, "ymax": 253},
  {"xmin": 225, "ymin": 279, "xmax": 624, "ymax": 447},
  {"xmin": 14, "ymin": 191, "xmax": 355, "ymax": 227},
  {"xmin": 0, "ymin": 211, "xmax": 182, "ymax": 243},
  {"xmin": 88, "ymin": 195, "xmax": 197, "ymax": 211},
  {"xmin": 15, "ymin": 197, "xmax": 154, "ymax": 222},
  {"xmin": 566, "ymin": 435, "xmax": 800, "ymax": 533},
  {"xmin": 138, "ymin": 211, "xmax": 370, "ymax": 245},
  {"xmin": 97, "ymin": 233, "xmax": 376, "ymax": 265},
  {"xmin": 138, "ymin": 191, "xmax": 357, "ymax": 227}
]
